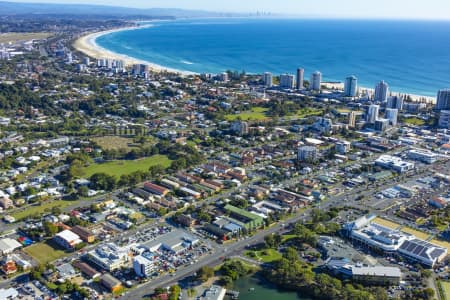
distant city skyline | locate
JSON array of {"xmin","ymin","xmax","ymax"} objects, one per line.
[{"xmin": 6, "ymin": 0, "xmax": 450, "ymax": 20}]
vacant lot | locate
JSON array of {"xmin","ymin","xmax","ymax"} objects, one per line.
[
  {"xmin": 12, "ymin": 200, "xmax": 80, "ymax": 221},
  {"xmin": 400, "ymin": 226, "xmax": 431, "ymax": 240},
  {"xmin": 24, "ymin": 241, "xmax": 69, "ymax": 265},
  {"xmin": 225, "ymin": 107, "xmax": 269, "ymax": 121},
  {"xmin": 431, "ymin": 239, "xmax": 450, "ymax": 253},
  {"xmin": 0, "ymin": 32, "xmax": 52, "ymax": 44},
  {"xmin": 83, "ymin": 155, "xmax": 171, "ymax": 178},
  {"xmin": 441, "ymin": 281, "xmax": 450, "ymax": 300},
  {"xmin": 91, "ymin": 136, "xmax": 136, "ymax": 151},
  {"xmin": 372, "ymin": 217, "xmax": 401, "ymax": 230}
]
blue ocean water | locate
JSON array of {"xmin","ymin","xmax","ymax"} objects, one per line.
[{"xmin": 96, "ymin": 18, "xmax": 450, "ymax": 96}]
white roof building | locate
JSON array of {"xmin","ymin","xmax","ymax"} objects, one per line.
[{"xmin": 0, "ymin": 238, "xmax": 21, "ymax": 255}]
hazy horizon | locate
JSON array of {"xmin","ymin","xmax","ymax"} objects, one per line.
[{"xmin": 4, "ymin": 0, "xmax": 450, "ymax": 20}]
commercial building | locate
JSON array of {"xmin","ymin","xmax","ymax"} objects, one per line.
[
  {"xmin": 279, "ymin": 74, "xmax": 295, "ymax": 89},
  {"xmin": 366, "ymin": 104, "xmax": 380, "ymax": 123},
  {"xmin": 436, "ymin": 89, "xmax": 450, "ymax": 110},
  {"xmin": 407, "ymin": 148, "xmax": 438, "ymax": 164},
  {"xmin": 53, "ymin": 230, "xmax": 82, "ymax": 250},
  {"xmin": 72, "ymin": 261, "xmax": 101, "ymax": 279},
  {"xmin": 375, "ymin": 155, "xmax": 415, "ymax": 173},
  {"xmin": 263, "ymin": 72, "xmax": 273, "ymax": 88},
  {"xmin": 385, "ymin": 108, "xmax": 398, "ymax": 126},
  {"xmin": 143, "ymin": 182, "xmax": 170, "ymax": 196},
  {"xmin": 87, "ymin": 243, "xmax": 129, "ymax": 272},
  {"xmin": 142, "ymin": 229, "xmax": 199, "ymax": 254},
  {"xmin": 352, "ymin": 265, "xmax": 401, "ymax": 285},
  {"xmin": 345, "ymin": 215, "xmax": 447, "ymax": 267},
  {"xmin": 398, "ymin": 239, "xmax": 447, "ymax": 268},
  {"xmin": 133, "ymin": 253, "xmax": 156, "ymax": 278},
  {"xmin": 0, "ymin": 238, "xmax": 21, "ymax": 255},
  {"xmin": 374, "ymin": 118, "xmax": 390, "ymax": 132},
  {"xmin": 344, "ymin": 75, "xmax": 358, "ymax": 97},
  {"xmin": 100, "ymin": 274, "xmax": 122, "ymax": 293},
  {"xmin": 335, "ymin": 141, "xmax": 351, "ymax": 154},
  {"xmin": 387, "ymin": 96, "xmax": 404, "ymax": 110},
  {"xmin": 70, "ymin": 226, "xmax": 95, "ymax": 243},
  {"xmin": 439, "ymin": 110, "xmax": 450, "ymax": 129},
  {"xmin": 223, "ymin": 205, "xmax": 264, "ymax": 230},
  {"xmin": 297, "ymin": 146, "xmax": 318, "ymax": 162},
  {"xmin": 374, "ymin": 80, "xmax": 389, "ymax": 102},
  {"xmin": 296, "ymin": 68, "xmax": 304, "ymax": 90},
  {"xmin": 326, "ymin": 258, "xmax": 401, "ymax": 285},
  {"xmin": 311, "ymin": 71, "xmax": 322, "ymax": 91}
]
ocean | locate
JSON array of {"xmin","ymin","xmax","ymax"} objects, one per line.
[{"xmin": 96, "ymin": 18, "xmax": 450, "ymax": 96}]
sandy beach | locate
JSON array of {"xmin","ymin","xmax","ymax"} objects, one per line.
[
  {"xmin": 322, "ymin": 82, "xmax": 436, "ymax": 104},
  {"xmin": 73, "ymin": 25, "xmax": 189, "ymax": 74}
]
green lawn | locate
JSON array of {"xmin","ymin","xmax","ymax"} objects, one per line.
[
  {"xmin": 402, "ymin": 117, "xmax": 425, "ymax": 126},
  {"xmin": 24, "ymin": 241, "xmax": 69, "ymax": 265},
  {"xmin": 440, "ymin": 281, "xmax": 450, "ymax": 300},
  {"xmin": 12, "ymin": 200, "xmax": 80, "ymax": 221},
  {"xmin": 225, "ymin": 107, "xmax": 269, "ymax": 121},
  {"xmin": 295, "ymin": 107, "xmax": 323, "ymax": 119},
  {"xmin": 83, "ymin": 155, "xmax": 171, "ymax": 178},
  {"xmin": 245, "ymin": 249, "xmax": 282, "ymax": 263}
]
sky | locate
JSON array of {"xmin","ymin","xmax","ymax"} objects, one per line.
[{"xmin": 7, "ymin": 0, "xmax": 450, "ymax": 20}]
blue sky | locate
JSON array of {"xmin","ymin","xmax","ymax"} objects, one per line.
[{"xmin": 8, "ymin": 0, "xmax": 450, "ymax": 20}]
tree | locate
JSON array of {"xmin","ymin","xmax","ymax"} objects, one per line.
[
  {"xmin": 43, "ymin": 222, "xmax": 58, "ymax": 237},
  {"xmin": 196, "ymin": 266, "xmax": 214, "ymax": 282},
  {"xmin": 78, "ymin": 186, "xmax": 89, "ymax": 197}
]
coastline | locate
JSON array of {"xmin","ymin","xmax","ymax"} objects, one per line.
[
  {"xmin": 322, "ymin": 82, "xmax": 436, "ymax": 104},
  {"xmin": 73, "ymin": 24, "xmax": 192, "ymax": 75},
  {"xmin": 73, "ymin": 21, "xmax": 437, "ymax": 103}
]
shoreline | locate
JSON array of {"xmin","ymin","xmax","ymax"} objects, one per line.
[
  {"xmin": 73, "ymin": 23, "xmax": 192, "ymax": 75},
  {"xmin": 74, "ymin": 21, "xmax": 437, "ymax": 103},
  {"xmin": 322, "ymin": 82, "xmax": 436, "ymax": 103}
]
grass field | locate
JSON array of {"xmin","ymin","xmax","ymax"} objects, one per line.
[
  {"xmin": 294, "ymin": 107, "xmax": 323, "ymax": 119},
  {"xmin": 225, "ymin": 107, "xmax": 269, "ymax": 121},
  {"xmin": 440, "ymin": 281, "xmax": 450, "ymax": 300},
  {"xmin": 430, "ymin": 239, "xmax": 450, "ymax": 253},
  {"xmin": 12, "ymin": 200, "xmax": 80, "ymax": 221},
  {"xmin": 0, "ymin": 32, "xmax": 52, "ymax": 44},
  {"xmin": 400, "ymin": 226, "xmax": 431, "ymax": 240},
  {"xmin": 83, "ymin": 155, "xmax": 171, "ymax": 178},
  {"xmin": 402, "ymin": 117, "xmax": 426, "ymax": 126},
  {"xmin": 372, "ymin": 217, "xmax": 401, "ymax": 230},
  {"xmin": 245, "ymin": 249, "xmax": 282, "ymax": 263},
  {"xmin": 91, "ymin": 136, "xmax": 136, "ymax": 151},
  {"xmin": 24, "ymin": 241, "xmax": 69, "ymax": 265}
]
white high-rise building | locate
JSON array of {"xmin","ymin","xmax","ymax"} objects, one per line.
[
  {"xmin": 439, "ymin": 110, "xmax": 450, "ymax": 129},
  {"xmin": 385, "ymin": 108, "xmax": 399, "ymax": 126},
  {"xmin": 263, "ymin": 72, "xmax": 273, "ymax": 88},
  {"xmin": 374, "ymin": 80, "xmax": 389, "ymax": 102},
  {"xmin": 436, "ymin": 89, "xmax": 450, "ymax": 110},
  {"xmin": 133, "ymin": 254, "xmax": 154, "ymax": 278},
  {"xmin": 367, "ymin": 104, "xmax": 380, "ymax": 123},
  {"xmin": 296, "ymin": 68, "xmax": 304, "ymax": 90},
  {"xmin": 297, "ymin": 146, "xmax": 318, "ymax": 162},
  {"xmin": 279, "ymin": 74, "xmax": 295, "ymax": 89},
  {"xmin": 311, "ymin": 71, "xmax": 322, "ymax": 91},
  {"xmin": 344, "ymin": 75, "xmax": 358, "ymax": 97},
  {"xmin": 387, "ymin": 96, "xmax": 404, "ymax": 110}
]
